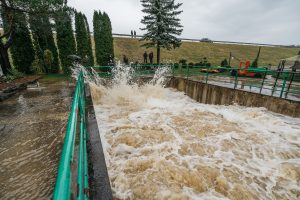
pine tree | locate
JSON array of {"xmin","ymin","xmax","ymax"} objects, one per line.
[
  {"xmin": 55, "ymin": 10, "xmax": 76, "ymax": 74},
  {"xmin": 75, "ymin": 12, "xmax": 94, "ymax": 66},
  {"xmin": 140, "ymin": 0, "xmax": 183, "ymax": 64},
  {"xmin": 30, "ymin": 16, "xmax": 60, "ymax": 73},
  {"xmin": 8, "ymin": 13, "xmax": 35, "ymax": 74}
]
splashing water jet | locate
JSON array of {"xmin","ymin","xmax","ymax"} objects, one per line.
[{"xmin": 73, "ymin": 63, "xmax": 300, "ymax": 200}]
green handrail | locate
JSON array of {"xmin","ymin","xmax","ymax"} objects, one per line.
[{"xmin": 53, "ymin": 71, "xmax": 89, "ymax": 200}]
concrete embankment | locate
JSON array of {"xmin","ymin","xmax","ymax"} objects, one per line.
[{"xmin": 168, "ymin": 77, "xmax": 300, "ymax": 117}]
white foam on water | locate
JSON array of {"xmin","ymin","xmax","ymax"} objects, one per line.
[{"xmin": 84, "ymin": 64, "xmax": 300, "ymax": 200}]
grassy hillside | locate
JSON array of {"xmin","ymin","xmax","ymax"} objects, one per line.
[{"xmin": 113, "ymin": 37, "xmax": 300, "ymax": 67}]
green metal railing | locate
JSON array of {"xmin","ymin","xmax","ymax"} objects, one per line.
[
  {"xmin": 174, "ymin": 66, "xmax": 300, "ymax": 100},
  {"xmin": 53, "ymin": 71, "xmax": 89, "ymax": 200},
  {"xmin": 86, "ymin": 64, "xmax": 300, "ymax": 101}
]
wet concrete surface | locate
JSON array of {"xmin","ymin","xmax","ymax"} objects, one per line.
[{"xmin": 0, "ymin": 77, "xmax": 74, "ymax": 199}]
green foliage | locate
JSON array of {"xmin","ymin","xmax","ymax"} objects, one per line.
[
  {"xmin": 140, "ymin": 0, "xmax": 183, "ymax": 63},
  {"xmin": 179, "ymin": 59, "xmax": 187, "ymax": 68},
  {"xmin": 0, "ymin": 0, "xmax": 64, "ymax": 75},
  {"xmin": 174, "ymin": 63, "xmax": 179, "ymax": 69},
  {"xmin": 188, "ymin": 62, "xmax": 194, "ymax": 68},
  {"xmin": 43, "ymin": 49, "xmax": 54, "ymax": 72},
  {"xmin": 220, "ymin": 58, "xmax": 229, "ymax": 67},
  {"xmin": 9, "ymin": 13, "xmax": 35, "ymax": 74},
  {"xmin": 93, "ymin": 11, "xmax": 114, "ymax": 66},
  {"xmin": 251, "ymin": 58, "xmax": 258, "ymax": 68},
  {"xmin": 31, "ymin": 55, "xmax": 44, "ymax": 74},
  {"xmin": 179, "ymin": 59, "xmax": 187, "ymax": 64},
  {"xmin": 55, "ymin": 9, "xmax": 76, "ymax": 74},
  {"xmin": 83, "ymin": 14, "xmax": 94, "ymax": 66},
  {"xmin": 30, "ymin": 15, "xmax": 60, "ymax": 73},
  {"xmin": 75, "ymin": 12, "xmax": 94, "ymax": 66},
  {"xmin": 3, "ymin": 68, "xmax": 24, "ymax": 81}
]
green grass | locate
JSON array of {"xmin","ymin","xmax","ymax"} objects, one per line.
[{"xmin": 112, "ymin": 37, "xmax": 300, "ymax": 67}]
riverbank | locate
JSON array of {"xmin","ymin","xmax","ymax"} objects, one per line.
[{"xmin": 0, "ymin": 75, "xmax": 42, "ymax": 102}]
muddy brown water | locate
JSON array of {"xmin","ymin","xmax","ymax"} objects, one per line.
[{"xmin": 0, "ymin": 78, "xmax": 74, "ymax": 199}]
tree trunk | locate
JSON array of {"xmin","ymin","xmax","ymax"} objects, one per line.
[
  {"xmin": 0, "ymin": 44, "xmax": 12, "ymax": 75},
  {"xmin": 157, "ymin": 46, "xmax": 160, "ymax": 64}
]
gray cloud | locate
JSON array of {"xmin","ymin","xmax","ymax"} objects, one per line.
[{"xmin": 69, "ymin": 0, "xmax": 300, "ymax": 45}]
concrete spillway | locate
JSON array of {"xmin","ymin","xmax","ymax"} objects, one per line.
[{"xmin": 87, "ymin": 65, "xmax": 300, "ymax": 200}]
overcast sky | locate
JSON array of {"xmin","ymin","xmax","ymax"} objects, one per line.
[{"xmin": 68, "ymin": 0, "xmax": 300, "ymax": 45}]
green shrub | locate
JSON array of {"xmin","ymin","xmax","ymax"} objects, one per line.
[
  {"xmin": 188, "ymin": 62, "xmax": 194, "ymax": 68},
  {"xmin": 31, "ymin": 56, "xmax": 44, "ymax": 74},
  {"xmin": 43, "ymin": 49, "xmax": 54, "ymax": 73}
]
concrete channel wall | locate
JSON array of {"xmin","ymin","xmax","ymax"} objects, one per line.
[{"xmin": 168, "ymin": 77, "xmax": 300, "ymax": 118}]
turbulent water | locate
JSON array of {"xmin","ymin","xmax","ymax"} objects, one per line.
[{"xmin": 86, "ymin": 64, "xmax": 300, "ymax": 200}]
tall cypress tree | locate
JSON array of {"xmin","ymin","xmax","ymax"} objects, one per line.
[
  {"xmin": 93, "ymin": 11, "xmax": 104, "ymax": 65},
  {"xmin": 93, "ymin": 11, "xmax": 114, "ymax": 66},
  {"xmin": 55, "ymin": 10, "xmax": 76, "ymax": 74},
  {"xmin": 30, "ymin": 16, "xmax": 60, "ymax": 73},
  {"xmin": 83, "ymin": 14, "xmax": 94, "ymax": 66},
  {"xmin": 140, "ymin": 0, "xmax": 183, "ymax": 64},
  {"xmin": 102, "ymin": 12, "xmax": 114, "ymax": 65},
  {"xmin": 7, "ymin": 13, "xmax": 35, "ymax": 74},
  {"xmin": 75, "ymin": 12, "xmax": 93, "ymax": 66}
]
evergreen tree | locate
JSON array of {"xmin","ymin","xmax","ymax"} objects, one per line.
[
  {"xmin": 83, "ymin": 14, "xmax": 94, "ymax": 66},
  {"xmin": 102, "ymin": 12, "xmax": 114, "ymax": 65},
  {"xmin": 0, "ymin": 0, "xmax": 63, "ymax": 75},
  {"xmin": 93, "ymin": 11, "xmax": 114, "ymax": 66},
  {"xmin": 140, "ymin": 0, "xmax": 183, "ymax": 64},
  {"xmin": 7, "ymin": 13, "xmax": 35, "ymax": 74},
  {"xmin": 75, "ymin": 12, "xmax": 94, "ymax": 66},
  {"xmin": 55, "ymin": 10, "xmax": 76, "ymax": 74},
  {"xmin": 93, "ymin": 11, "xmax": 104, "ymax": 65},
  {"xmin": 30, "ymin": 16, "xmax": 60, "ymax": 73}
]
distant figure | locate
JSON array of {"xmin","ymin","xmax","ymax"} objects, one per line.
[
  {"xmin": 292, "ymin": 61, "xmax": 300, "ymax": 72},
  {"xmin": 149, "ymin": 51, "xmax": 154, "ymax": 64},
  {"xmin": 143, "ymin": 51, "xmax": 148, "ymax": 63},
  {"xmin": 123, "ymin": 55, "xmax": 129, "ymax": 65},
  {"xmin": 131, "ymin": 30, "xmax": 133, "ymax": 38},
  {"xmin": 134, "ymin": 30, "xmax": 136, "ymax": 38}
]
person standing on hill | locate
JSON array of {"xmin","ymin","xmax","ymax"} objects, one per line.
[
  {"xmin": 123, "ymin": 55, "xmax": 129, "ymax": 65},
  {"xmin": 143, "ymin": 51, "xmax": 148, "ymax": 63},
  {"xmin": 134, "ymin": 30, "xmax": 136, "ymax": 38},
  {"xmin": 149, "ymin": 51, "xmax": 154, "ymax": 64},
  {"xmin": 131, "ymin": 30, "xmax": 133, "ymax": 38}
]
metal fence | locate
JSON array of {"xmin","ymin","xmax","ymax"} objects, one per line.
[
  {"xmin": 86, "ymin": 64, "xmax": 300, "ymax": 101},
  {"xmin": 53, "ymin": 71, "xmax": 89, "ymax": 200},
  {"xmin": 174, "ymin": 66, "xmax": 300, "ymax": 101}
]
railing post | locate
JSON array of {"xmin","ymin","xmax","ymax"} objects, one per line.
[
  {"xmin": 186, "ymin": 64, "xmax": 190, "ymax": 80},
  {"xmin": 280, "ymin": 76, "xmax": 287, "ymax": 98},
  {"xmin": 172, "ymin": 63, "xmax": 175, "ymax": 77},
  {"xmin": 260, "ymin": 68, "xmax": 267, "ymax": 94},
  {"xmin": 285, "ymin": 72, "xmax": 295, "ymax": 99},
  {"xmin": 272, "ymin": 70, "xmax": 280, "ymax": 96},
  {"xmin": 205, "ymin": 71, "xmax": 209, "ymax": 84},
  {"xmin": 234, "ymin": 70, "xmax": 238, "ymax": 89}
]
